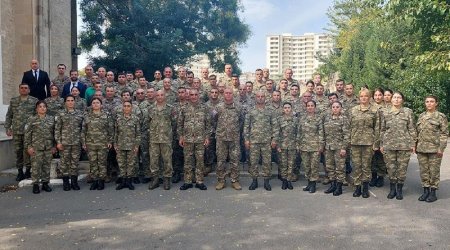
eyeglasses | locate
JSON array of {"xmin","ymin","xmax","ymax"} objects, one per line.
[{"xmin": 136, "ymin": 92, "xmax": 144, "ymax": 95}]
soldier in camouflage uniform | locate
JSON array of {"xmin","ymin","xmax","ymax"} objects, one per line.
[
  {"xmin": 51, "ymin": 64, "xmax": 70, "ymax": 95},
  {"xmin": 214, "ymin": 88, "xmax": 244, "ymax": 190},
  {"xmin": 178, "ymin": 89, "xmax": 211, "ymax": 190},
  {"xmin": 161, "ymin": 78, "xmax": 178, "ymax": 105},
  {"xmin": 349, "ymin": 89, "xmax": 380, "ymax": 198},
  {"xmin": 71, "ymin": 87, "xmax": 87, "ymax": 112},
  {"xmin": 276, "ymin": 102, "xmax": 298, "ymax": 190},
  {"xmin": 147, "ymin": 91, "xmax": 175, "ymax": 190},
  {"xmin": 114, "ymin": 100, "xmax": 141, "ymax": 190},
  {"xmin": 204, "ymin": 88, "xmax": 221, "ymax": 176},
  {"xmin": 24, "ymin": 101, "xmax": 56, "ymax": 194},
  {"xmin": 81, "ymin": 97, "xmax": 114, "ymax": 190},
  {"xmin": 380, "ymin": 92, "xmax": 417, "ymax": 200},
  {"xmin": 5, "ymin": 83, "xmax": 38, "ymax": 181},
  {"xmin": 171, "ymin": 87, "xmax": 189, "ymax": 183},
  {"xmin": 45, "ymin": 84, "xmax": 64, "ymax": 116},
  {"xmin": 369, "ymin": 88, "xmax": 387, "ymax": 187},
  {"xmin": 244, "ymin": 91, "xmax": 279, "ymax": 191},
  {"xmin": 236, "ymin": 84, "xmax": 252, "ymax": 165},
  {"xmin": 323, "ymin": 101, "xmax": 349, "ymax": 196},
  {"xmin": 297, "ymin": 100, "xmax": 325, "ymax": 193},
  {"xmin": 135, "ymin": 88, "xmax": 151, "ymax": 182},
  {"xmin": 416, "ymin": 95, "xmax": 448, "ymax": 202},
  {"xmin": 55, "ymin": 95, "xmax": 84, "ymax": 191}
]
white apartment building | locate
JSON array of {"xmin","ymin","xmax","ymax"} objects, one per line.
[
  {"xmin": 266, "ymin": 33, "xmax": 333, "ymax": 82},
  {"xmin": 184, "ymin": 54, "xmax": 217, "ymax": 78}
]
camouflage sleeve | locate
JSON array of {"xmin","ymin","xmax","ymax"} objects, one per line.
[
  {"xmin": 107, "ymin": 114, "xmax": 114, "ymax": 145},
  {"xmin": 114, "ymin": 119, "xmax": 119, "ymax": 146},
  {"xmin": 380, "ymin": 110, "xmax": 386, "ymax": 148},
  {"xmin": 204, "ymin": 106, "xmax": 212, "ymax": 140},
  {"xmin": 318, "ymin": 118, "xmax": 325, "ymax": 150},
  {"xmin": 439, "ymin": 113, "xmax": 449, "ymax": 152},
  {"xmin": 134, "ymin": 118, "xmax": 141, "ymax": 148},
  {"xmin": 244, "ymin": 111, "xmax": 251, "ymax": 142},
  {"xmin": 271, "ymin": 112, "xmax": 279, "ymax": 144},
  {"xmin": 296, "ymin": 120, "xmax": 302, "ymax": 147},
  {"xmin": 342, "ymin": 116, "xmax": 350, "ymax": 149},
  {"xmin": 4, "ymin": 103, "xmax": 13, "ymax": 130},
  {"xmin": 373, "ymin": 109, "xmax": 381, "ymax": 149},
  {"xmin": 24, "ymin": 117, "xmax": 33, "ymax": 150},
  {"xmin": 80, "ymin": 116, "xmax": 87, "ymax": 146},
  {"xmin": 177, "ymin": 108, "xmax": 185, "ymax": 138},
  {"xmin": 55, "ymin": 113, "xmax": 62, "ymax": 145},
  {"xmin": 407, "ymin": 109, "xmax": 417, "ymax": 148}
]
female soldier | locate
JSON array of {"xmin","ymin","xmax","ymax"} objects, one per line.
[
  {"xmin": 45, "ymin": 84, "xmax": 64, "ymax": 116},
  {"xmin": 56, "ymin": 95, "xmax": 84, "ymax": 191},
  {"xmin": 71, "ymin": 86, "xmax": 87, "ymax": 112},
  {"xmin": 114, "ymin": 100, "xmax": 141, "ymax": 190},
  {"xmin": 370, "ymin": 88, "xmax": 387, "ymax": 187},
  {"xmin": 24, "ymin": 101, "xmax": 56, "ymax": 194},
  {"xmin": 323, "ymin": 101, "xmax": 349, "ymax": 196},
  {"xmin": 277, "ymin": 102, "xmax": 298, "ymax": 190},
  {"xmin": 383, "ymin": 89, "xmax": 393, "ymax": 107},
  {"xmin": 416, "ymin": 95, "xmax": 448, "ymax": 202},
  {"xmin": 349, "ymin": 89, "xmax": 380, "ymax": 198},
  {"xmin": 380, "ymin": 92, "xmax": 416, "ymax": 200},
  {"xmin": 81, "ymin": 97, "xmax": 113, "ymax": 190},
  {"xmin": 297, "ymin": 100, "xmax": 324, "ymax": 193}
]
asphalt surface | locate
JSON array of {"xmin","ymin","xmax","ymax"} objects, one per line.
[{"xmin": 1, "ymin": 143, "xmax": 450, "ymax": 250}]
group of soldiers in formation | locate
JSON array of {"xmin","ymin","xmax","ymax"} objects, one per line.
[{"xmin": 4, "ymin": 62, "xmax": 448, "ymax": 203}]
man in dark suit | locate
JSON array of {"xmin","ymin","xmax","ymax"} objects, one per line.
[
  {"xmin": 61, "ymin": 69, "xmax": 87, "ymax": 98},
  {"xmin": 21, "ymin": 59, "xmax": 51, "ymax": 100}
]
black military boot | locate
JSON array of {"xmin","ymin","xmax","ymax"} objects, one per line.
[
  {"xmin": 32, "ymin": 184, "xmax": 40, "ymax": 194},
  {"xmin": 353, "ymin": 185, "xmax": 362, "ymax": 197},
  {"xmin": 97, "ymin": 180, "xmax": 105, "ymax": 190},
  {"xmin": 179, "ymin": 183, "xmax": 193, "ymax": 190},
  {"xmin": 418, "ymin": 187, "xmax": 430, "ymax": 201},
  {"xmin": 172, "ymin": 172, "xmax": 181, "ymax": 183},
  {"xmin": 141, "ymin": 177, "xmax": 151, "ymax": 184},
  {"xmin": 163, "ymin": 177, "xmax": 171, "ymax": 190},
  {"xmin": 362, "ymin": 182, "xmax": 370, "ymax": 198},
  {"xmin": 70, "ymin": 175, "xmax": 80, "ymax": 190},
  {"xmin": 309, "ymin": 181, "xmax": 316, "ymax": 193},
  {"xmin": 115, "ymin": 177, "xmax": 123, "ymax": 184},
  {"xmin": 369, "ymin": 172, "xmax": 377, "ymax": 187},
  {"xmin": 90, "ymin": 180, "xmax": 99, "ymax": 190},
  {"xmin": 16, "ymin": 169, "xmax": 25, "ymax": 182},
  {"xmin": 133, "ymin": 177, "xmax": 141, "ymax": 184},
  {"xmin": 148, "ymin": 177, "xmax": 160, "ymax": 190},
  {"xmin": 324, "ymin": 180, "xmax": 337, "ymax": 194},
  {"xmin": 387, "ymin": 182, "xmax": 396, "ymax": 199},
  {"xmin": 24, "ymin": 168, "xmax": 32, "ymax": 179},
  {"xmin": 42, "ymin": 182, "xmax": 52, "ymax": 192},
  {"xmin": 249, "ymin": 178, "xmax": 258, "ymax": 190},
  {"xmin": 281, "ymin": 179, "xmax": 288, "ymax": 190},
  {"xmin": 62, "ymin": 176, "xmax": 71, "ymax": 191},
  {"xmin": 426, "ymin": 188, "xmax": 437, "ymax": 203},
  {"xmin": 127, "ymin": 178, "xmax": 135, "ymax": 190},
  {"xmin": 116, "ymin": 178, "xmax": 126, "ymax": 190},
  {"xmin": 333, "ymin": 182, "xmax": 343, "ymax": 196},
  {"xmin": 264, "ymin": 178, "xmax": 272, "ymax": 191},
  {"xmin": 396, "ymin": 183, "xmax": 404, "ymax": 200},
  {"xmin": 303, "ymin": 181, "xmax": 311, "ymax": 191},
  {"xmin": 286, "ymin": 181, "xmax": 293, "ymax": 190},
  {"xmin": 375, "ymin": 176, "xmax": 384, "ymax": 187},
  {"xmin": 195, "ymin": 183, "xmax": 207, "ymax": 190}
]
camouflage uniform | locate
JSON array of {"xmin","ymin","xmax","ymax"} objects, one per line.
[
  {"xmin": 297, "ymin": 113, "xmax": 325, "ymax": 182},
  {"xmin": 102, "ymin": 97, "xmax": 122, "ymax": 115},
  {"xmin": 349, "ymin": 104, "xmax": 380, "ymax": 186},
  {"xmin": 277, "ymin": 114, "xmax": 298, "ymax": 181},
  {"xmin": 81, "ymin": 111, "xmax": 113, "ymax": 180},
  {"xmin": 244, "ymin": 106, "xmax": 278, "ymax": 178},
  {"xmin": 172, "ymin": 102, "xmax": 187, "ymax": 178},
  {"xmin": 138, "ymin": 108, "xmax": 150, "ymax": 177},
  {"xmin": 44, "ymin": 96, "xmax": 64, "ymax": 116},
  {"xmin": 114, "ymin": 114, "xmax": 141, "ymax": 177},
  {"xmin": 268, "ymin": 102, "xmax": 283, "ymax": 165},
  {"xmin": 52, "ymin": 75, "xmax": 69, "ymax": 95},
  {"xmin": 177, "ymin": 102, "xmax": 212, "ymax": 184},
  {"xmin": 74, "ymin": 96, "xmax": 87, "ymax": 112},
  {"xmin": 381, "ymin": 107, "xmax": 416, "ymax": 184},
  {"xmin": 323, "ymin": 112, "xmax": 350, "ymax": 182},
  {"xmin": 416, "ymin": 111, "xmax": 448, "ymax": 189},
  {"xmin": 4, "ymin": 95, "xmax": 38, "ymax": 171},
  {"xmin": 204, "ymin": 99, "xmax": 221, "ymax": 172},
  {"xmin": 148, "ymin": 104, "xmax": 175, "ymax": 178},
  {"xmin": 237, "ymin": 96, "xmax": 252, "ymax": 163},
  {"xmin": 24, "ymin": 115, "xmax": 55, "ymax": 184},
  {"xmin": 55, "ymin": 109, "xmax": 84, "ymax": 176},
  {"xmin": 215, "ymin": 102, "xmax": 243, "ymax": 183},
  {"xmin": 371, "ymin": 103, "xmax": 387, "ymax": 177}
]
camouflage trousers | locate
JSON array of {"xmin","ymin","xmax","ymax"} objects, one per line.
[
  {"xmin": 204, "ymin": 136, "xmax": 217, "ymax": 168},
  {"xmin": 384, "ymin": 150, "xmax": 411, "ymax": 184},
  {"xmin": 279, "ymin": 148, "xmax": 295, "ymax": 181},
  {"xmin": 371, "ymin": 150, "xmax": 386, "ymax": 176},
  {"xmin": 172, "ymin": 138, "xmax": 184, "ymax": 175},
  {"xmin": 325, "ymin": 149, "xmax": 346, "ymax": 182},
  {"xmin": 248, "ymin": 143, "xmax": 272, "ymax": 178},
  {"xmin": 216, "ymin": 140, "xmax": 239, "ymax": 182},
  {"xmin": 351, "ymin": 145, "xmax": 373, "ymax": 186},
  {"xmin": 13, "ymin": 134, "xmax": 31, "ymax": 169},
  {"xmin": 87, "ymin": 147, "xmax": 108, "ymax": 179},
  {"xmin": 138, "ymin": 138, "xmax": 150, "ymax": 176},
  {"xmin": 60, "ymin": 145, "xmax": 81, "ymax": 176},
  {"xmin": 417, "ymin": 152, "xmax": 443, "ymax": 189},
  {"xmin": 117, "ymin": 150, "xmax": 137, "ymax": 178},
  {"xmin": 301, "ymin": 151, "xmax": 320, "ymax": 182},
  {"xmin": 149, "ymin": 143, "xmax": 173, "ymax": 178},
  {"xmin": 183, "ymin": 143, "xmax": 205, "ymax": 184},
  {"xmin": 30, "ymin": 150, "xmax": 52, "ymax": 184}
]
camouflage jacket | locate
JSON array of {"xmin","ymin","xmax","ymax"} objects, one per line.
[
  {"xmin": 44, "ymin": 96, "xmax": 64, "ymax": 116},
  {"xmin": 323, "ymin": 112, "xmax": 350, "ymax": 151},
  {"xmin": 24, "ymin": 115, "xmax": 55, "ymax": 150},
  {"xmin": 81, "ymin": 111, "xmax": 113, "ymax": 149},
  {"xmin": 215, "ymin": 102, "xmax": 243, "ymax": 142},
  {"xmin": 416, "ymin": 111, "xmax": 448, "ymax": 153},
  {"xmin": 278, "ymin": 115, "xmax": 298, "ymax": 149},
  {"xmin": 74, "ymin": 97, "xmax": 87, "ymax": 112},
  {"xmin": 381, "ymin": 107, "xmax": 417, "ymax": 150},
  {"xmin": 114, "ymin": 114, "xmax": 141, "ymax": 150},
  {"xmin": 148, "ymin": 104, "xmax": 175, "ymax": 143},
  {"xmin": 244, "ymin": 106, "xmax": 279, "ymax": 144},
  {"xmin": 297, "ymin": 113, "xmax": 325, "ymax": 152},
  {"xmin": 55, "ymin": 109, "xmax": 84, "ymax": 146},
  {"xmin": 349, "ymin": 104, "xmax": 380, "ymax": 147},
  {"xmin": 4, "ymin": 96, "xmax": 38, "ymax": 134},
  {"xmin": 177, "ymin": 103, "xmax": 212, "ymax": 143}
]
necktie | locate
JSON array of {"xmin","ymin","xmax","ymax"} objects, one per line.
[{"xmin": 33, "ymin": 70, "xmax": 37, "ymax": 81}]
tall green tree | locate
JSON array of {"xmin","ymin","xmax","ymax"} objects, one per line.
[{"xmin": 79, "ymin": 0, "xmax": 250, "ymax": 77}]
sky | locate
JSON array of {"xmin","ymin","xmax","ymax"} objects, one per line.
[{"xmin": 78, "ymin": 0, "xmax": 332, "ymax": 72}]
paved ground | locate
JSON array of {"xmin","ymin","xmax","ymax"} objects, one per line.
[{"xmin": 1, "ymin": 143, "xmax": 449, "ymax": 250}]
